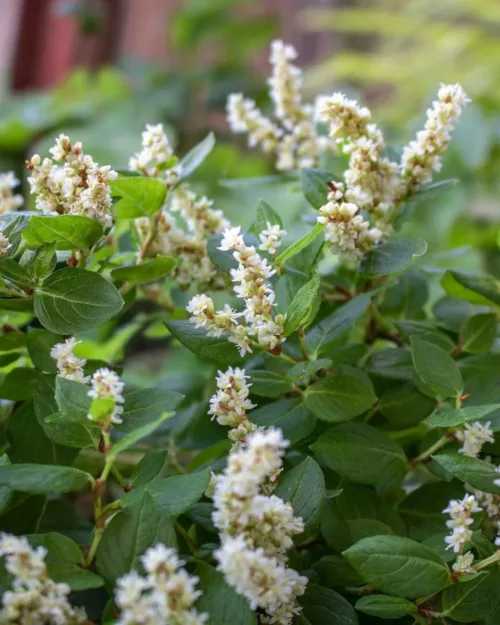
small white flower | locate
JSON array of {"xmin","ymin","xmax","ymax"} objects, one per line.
[
  {"xmin": 208, "ymin": 367, "xmax": 256, "ymax": 430},
  {"xmin": 452, "ymin": 552, "xmax": 476, "ymax": 574},
  {"xmin": 50, "ymin": 337, "xmax": 89, "ymax": 383},
  {"xmin": 0, "ymin": 171, "xmax": 23, "ymax": 214},
  {"xmin": 0, "ymin": 230, "xmax": 10, "ymax": 257},
  {"xmin": 219, "ymin": 226, "xmax": 245, "ymax": 251},
  {"xmin": 443, "ymin": 494, "xmax": 481, "ymax": 555},
  {"xmin": 259, "ymin": 222, "xmax": 287, "ymax": 255},
  {"xmin": 87, "ymin": 367, "xmax": 125, "ymax": 424},
  {"xmin": 456, "ymin": 421, "xmax": 495, "ymax": 458}
]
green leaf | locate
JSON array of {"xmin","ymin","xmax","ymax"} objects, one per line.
[
  {"xmin": 433, "ymin": 452, "xmax": 500, "ymax": 494},
  {"xmin": 441, "ymin": 270, "xmax": 500, "ymax": 307},
  {"xmin": 311, "ymin": 422, "xmax": 407, "ymax": 485},
  {"xmin": 0, "ymin": 464, "xmax": 92, "ymax": 494},
  {"xmin": 23, "ymin": 215, "xmax": 103, "ymax": 250},
  {"xmin": 110, "ymin": 177, "xmax": 167, "ymax": 218},
  {"xmin": 380, "ymin": 270, "xmax": 429, "ymax": 316},
  {"xmin": 411, "ymin": 337, "xmax": 463, "ymax": 400},
  {"xmin": 166, "ymin": 319, "xmax": 243, "ymax": 367},
  {"xmin": 252, "ymin": 199, "xmax": 283, "ymax": 232},
  {"xmin": 275, "ymin": 457, "xmax": 325, "ymax": 535},
  {"xmin": 117, "ymin": 387, "xmax": 184, "ymax": 433},
  {"xmin": 0, "ymin": 332, "xmax": 27, "ymax": 352},
  {"xmin": 179, "ymin": 132, "xmax": 215, "ymax": 179},
  {"xmin": 321, "ymin": 482, "xmax": 406, "ymax": 551},
  {"xmin": 47, "ymin": 562, "xmax": 104, "ymax": 591},
  {"xmin": 398, "ymin": 481, "xmax": 465, "ymax": 541},
  {"xmin": 0, "ymin": 367, "xmax": 37, "ymax": 400},
  {"xmin": 0, "ymin": 455, "xmax": 13, "ymax": 514},
  {"xmin": 130, "ymin": 450, "xmax": 166, "ymax": 487},
  {"xmin": 55, "ymin": 377, "xmax": 92, "ymax": 420},
  {"xmin": 195, "ymin": 563, "xmax": 258, "ymax": 625},
  {"xmin": 27, "ymin": 329, "xmax": 60, "ymax": 373},
  {"xmin": 0, "ymin": 298, "xmax": 34, "ymax": 312},
  {"xmin": 34, "ymin": 268, "xmax": 124, "ymax": 334},
  {"xmin": 108, "ymin": 412, "xmax": 174, "ymax": 461},
  {"xmin": 248, "ymin": 370, "xmax": 291, "ymax": 398},
  {"xmin": 410, "ymin": 178, "xmax": 458, "ymax": 201},
  {"xmin": 343, "ymin": 535, "xmax": 451, "ymax": 599},
  {"xmin": 251, "ymin": 398, "xmax": 316, "ymax": 445},
  {"xmin": 306, "ymin": 294, "xmax": 371, "ymax": 357},
  {"xmin": 301, "ymin": 167, "xmax": 335, "ymax": 209},
  {"xmin": 424, "ymin": 404, "xmax": 500, "ymax": 428},
  {"xmin": 441, "ymin": 571, "xmax": 500, "ymax": 622},
  {"xmin": 123, "ymin": 469, "xmax": 211, "ymax": 517},
  {"xmin": 10, "ymin": 397, "xmax": 77, "ymax": 465},
  {"xmin": 45, "ymin": 532, "xmax": 84, "ymax": 565},
  {"xmin": 461, "ymin": 313, "xmax": 497, "ymax": 354},
  {"xmin": 276, "ymin": 222, "xmax": 324, "ymax": 264},
  {"xmin": 287, "ymin": 359, "xmax": 332, "ymax": 381},
  {"xmin": 360, "ymin": 238, "xmax": 427, "ymax": 276},
  {"xmin": 110, "ymin": 255, "xmax": 176, "ymax": 284},
  {"xmin": 3, "ymin": 214, "xmax": 29, "ymax": 256},
  {"xmin": 312, "ymin": 555, "xmax": 363, "ymax": 588},
  {"xmin": 380, "ymin": 383, "xmax": 436, "ymax": 427},
  {"xmin": 284, "ymin": 271, "xmax": 320, "ymax": 336},
  {"xmin": 297, "ymin": 585, "xmax": 358, "ymax": 625},
  {"xmin": 96, "ymin": 489, "xmax": 177, "ymax": 584},
  {"xmin": 0, "ymin": 258, "xmax": 33, "ymax": 286},
  {"xmin": 355, "ymin": 595, "xmax": 417, "ymax": 619},
  {"xmin": 27, "ymin": 243, "xmax": 57, "ymax": 281},
  {"xmin": 396, "ymin": 319, "xmax": 455, "ymax": 352},
  {"xmin": 305, "ymin": 371, "xmax": 377, "ymax": 422}
]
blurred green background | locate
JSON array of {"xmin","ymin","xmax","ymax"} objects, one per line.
[{"xmin": 0, "ymin": 0, "xmax": 498, "ymax": 269}]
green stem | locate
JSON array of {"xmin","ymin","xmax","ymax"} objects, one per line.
[
  {"xmin": 474, "ymin": 550, "xmax": 500, "ymax": 571},
  {"xmin": 409, "ymin": 434, "xmax": 451, "ymax": 468},
  {"xmin": 85, "ymin": 528, "xmax": 104, "ymax": 568},
  {"xmin": 275, "ymin": 352, "xmax": 297, "ymax": 365},
  {"xmin": 174, "ymin": 520, "xmax": 198, "ymax": 553},
  {"xmin": 297, "ymin": 326, "xmax": 310, "ymax": 361},
  {"xmin": 110, "ymin": 465, "xmax": 128, "ymax": 489},
  {"xmin": 364, "ymin": 402, "xmax": 379, "ymax": 423}
]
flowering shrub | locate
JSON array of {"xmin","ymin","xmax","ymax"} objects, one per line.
[{"xmin": 0, "ymin": 39, "xmax": 499, "ymax": 625}]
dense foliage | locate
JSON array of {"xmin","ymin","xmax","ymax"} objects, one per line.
[{"xmin": 0, "ymin": 39, "xmax": 499, "ymax": 625}]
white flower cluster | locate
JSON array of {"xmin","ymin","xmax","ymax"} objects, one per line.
[
  {"xmin": 131, "ymin": 124, "xmax": 230, "ymax": 290},
  {"xmin": 317, "ymin": 183, "xmax": 382, "ymax": 261},
  {"xmin": 227, "ymin": 41, "xmax": 335, "ymax": 171},
  {"xmin": 27, "ymin": 134, "xmax": 117, "ymax": 227},
  {"xmin": 473, "ymin": 487, "xmax": 500, "ymax": 547},
  {"xmin": 0, "ymin": 533, "xmax": 87, "ymax": 624},
  {"xmin": 316, "ymin": 94, "xmax": 399, "ymax": 222},
  {"xmin": 0, "ymin": 228, "xmax": 10, "ymax": 257},
  {"xmin": 129, "ymin": 123, "xmax": 180, "ymax": 184},
  {"xmin": 443, "ymin": 494, "xmax": 481, "ymax": 561},
  {"xmin": 115, "ymin": 543, "xmax": 207, "ymax": 625},
  {"xmin": 455, "ymin": 421, "xmax": 494, "ymax": 458},
  {"xmin": 209, "ymin": 367, "xmax": 257, "ymax": 444},
  {"xmin": 401, "ymin": 83, "xmax": 470, "ymax": 194},
  {"xmin": 187, "ymin": 226, "xmax": 286, "ymax": 356},
  {"xmin": 213, "ymin": 428, "xmax": 307, "ymax": 624},
  {"xmin": 50, "ymin": 337, "xmax": 89, "ymax": 383},
  {"xmin": 0, "ymin": 171, "xmax": 23, "ymax": 214},
  {"xmin": 88, "ymin": 367, "xmax": 125, "ymax": 424}
]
